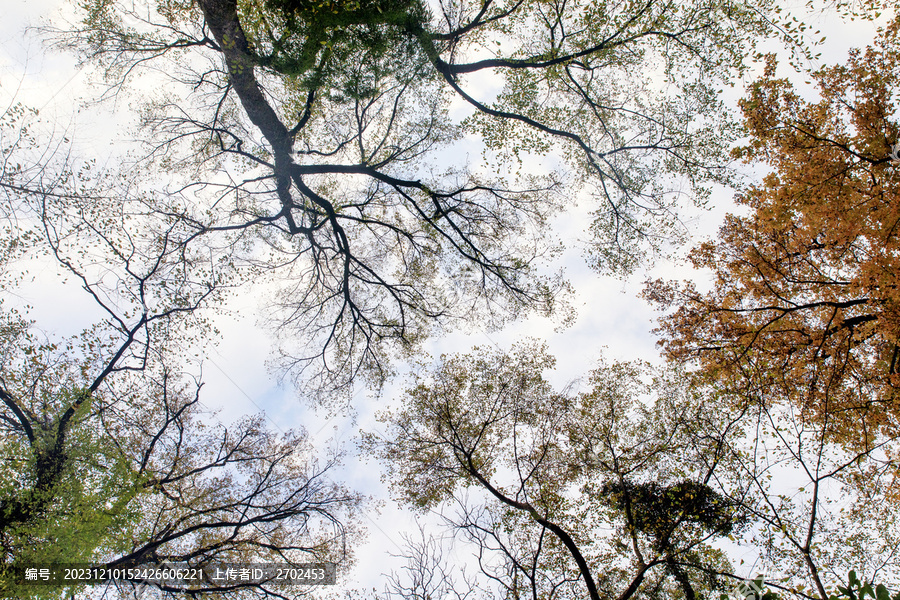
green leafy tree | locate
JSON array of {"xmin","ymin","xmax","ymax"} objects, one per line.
[
  {"xmin": 827, "ymin": 572, "xmax": 900, "ymax": 600},
  {"xmin": 720, "ymin": 570, "xmax": 900, "ymax": 600},
  {"xmin": 0, "ymin": 331, "xmax": 146, "ymax": 599}
]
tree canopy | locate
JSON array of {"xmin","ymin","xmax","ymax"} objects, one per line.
[
  {"xmin": 39, "ymin": 0, "xmax": 798, "ymax": 396},
  {"xmin": 0, "ymin": 100, "xmax": 361, "ymax": 599},
  {"xmin": 646, "ymin": 15, "xmax": 900, "ymax": 448},
  {"xmin": 366, "ymin": 340, "xmax": 900, "ymax": 600},
  {"xmin": 366, "ymin": 341, "xmax": 751, "ymax": 600},
  {"xmin": 4, "ymin": 0, "xmax": 900, "ymax": 597}
]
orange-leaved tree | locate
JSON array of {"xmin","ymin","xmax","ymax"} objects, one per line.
[{"xmin": 646, "ymin": 16, "xmax": 900, "ymax": 448}]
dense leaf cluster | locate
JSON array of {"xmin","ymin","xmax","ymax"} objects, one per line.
[{"xmin": 599, "ymin": 479, "xmax": 745, "ymax": 545}]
